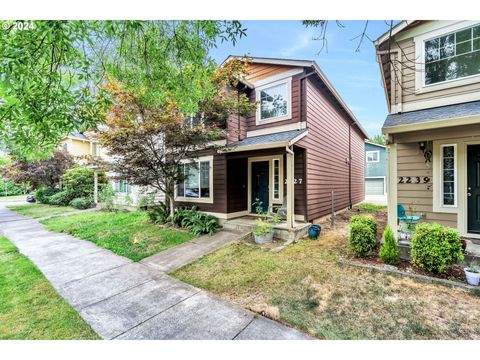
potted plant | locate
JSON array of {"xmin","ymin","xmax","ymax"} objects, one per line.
[
  {"xmin": 253, "ymin": 218, "xmax": 274, "ymax": 244},
  {"xmin": 464, "ymin": 264, "xmax": 480, "ymax": 286}
]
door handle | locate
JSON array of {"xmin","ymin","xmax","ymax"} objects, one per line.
[{"xmin": 468, "ymin": 192, "xmax": 472, "ymax": 197}]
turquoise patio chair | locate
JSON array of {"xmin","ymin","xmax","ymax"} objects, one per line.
[{"xmin": 397, "ymin": 204, "xmax": 421, "ymax": 240}]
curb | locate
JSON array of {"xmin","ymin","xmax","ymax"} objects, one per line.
[{"xmin": 338, "ymin": 257, "xmax": 480, "ymax": 295}]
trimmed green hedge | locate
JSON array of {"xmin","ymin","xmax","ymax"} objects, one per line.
[
  {"xmin": 348, "ymin": 215, "xmax": 377, "ymax": 256},
  {"xmin": 411, "ymin": 223, "xmax": 464, "ymax": 273}
]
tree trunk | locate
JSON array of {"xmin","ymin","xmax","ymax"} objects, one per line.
[{"xmin": 167, "ymin": 194, "xmax": 175, "ymax": 217}]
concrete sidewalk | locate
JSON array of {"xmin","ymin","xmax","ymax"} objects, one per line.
[{"xmin": 0, "ymin": 206, "xmax": 310, "ymax": 340}]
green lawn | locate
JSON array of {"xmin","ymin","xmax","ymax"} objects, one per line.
[
  {"xmin": 0, "ymin": 235, "xmax": 98, "ymax": 339},
  {"xmin": 0, "ymin": 194, "xmax": 28, "ymax": 202},
  {"xmin": 41, "ymin": 211, "xmax": 195, "ymax": 261},
  {"xmin": 173, "ymin": 208, "xmax": 480, "ymax": 340},
  {"xmin": 354, "ymin": 202, "xmax": 387, "ymax": 213},
  {"xmin": 7, "ymin": 203, "xmax": 79, "ymax": 218}
]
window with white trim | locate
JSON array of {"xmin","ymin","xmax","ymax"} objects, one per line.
[
  {"xmin": 366, "ymin": 151, "xmax": 380, "ymax": 163},
  {"xmin": 114, "ymin": 180, "xmax": 131, "ymax": 194},
  {"xmin": 273, "ymin": 159, "xmax": 280, "ymax": 200},
  {"xmin": 91, "ymin": 142, "xmax": 98, "ymax": 156},
  {"xmin": 256, "ymin": 79, "xmax": 291, "ymax": 123},
  {"xmin": 425, "ymin": 24, "xmax": 480, "ymax": 85},
  {"xmin": 176, "ymin": 159, "xmax": 212, "ymax": 200},
  {"xmin": 441, "ymin": 144, "xmax": 456, "ymax": 206},
  {"xmin": 188, "ymin": 113, "xmax": 204, "ymax": 129}
]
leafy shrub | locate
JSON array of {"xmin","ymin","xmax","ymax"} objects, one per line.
[
  {"xmin": 411, "ymin": 223, "xmax": 464, "ymax": 273},
  {"xmin": 137, "ymin": 193, "xmax": 156, "ymax": 210},
  {"xmin": 35, "ymin": 186, "xmax": 59, "ymax": 204},
  {"xmin": 47, "ymin": 191, "xmax": 71, "ymax": 206},
  {"xmin": 171, "ymin": 206, "xmax": 198, "ymax": 227},
  {"xmin": 148, "ymin": 203, "xmax": 170, "ymax": 224},
  {"xmin": 0, "ymin": 178, "xmax": 23, "ymax": 196},
  {"xmin": 183, "ymin": 211, "xmax": 219, "ymax": 236},
  {"xmin": 350, "ymin": 214, "xmax": 377, "ymax": 236},
  {"xmin": 98, "ymin": 184, "xmax": 116, "ymax": 211},
  {"xmin": 349, "ymin": 220, "xmax": 377, "ymax": 257},
  {"xmin": 379, "ymin": 225, "xmax": 400, "ymax": 265},
  {"xmin": 253, "ymin": 218, "xmax": 273, "ymax": 237},
  {"xmin": 62, "ymin": 167, "xmax": 107, "ymax": 201},
  {"xmin": 170, "ymin": 206, "xmax": 218, "ymax": 235},
  {"xmin": 69, "ymin": 197, "xmax": 94, "ymax": 209}
]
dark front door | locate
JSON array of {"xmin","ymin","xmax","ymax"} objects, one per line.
[
  {"xmin": 251, "ymin": 161, "xmax": 269, "ymax": 213},
  {"xmin": 468, "ymin": 145, "xmax": 480, "ymax": 233}
]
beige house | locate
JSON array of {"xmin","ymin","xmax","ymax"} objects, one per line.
[
  {"xmin": 60, "ymin": 132, "xmax": 163, "ymax": 206},
  {"xmin": 376, "ymin": 20, "xmax": 480, "ymax": 241}
]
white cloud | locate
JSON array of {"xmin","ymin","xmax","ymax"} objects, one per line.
[{"xmin": 279, "ymin": 30, "xmax": 316, "ymax": 57}]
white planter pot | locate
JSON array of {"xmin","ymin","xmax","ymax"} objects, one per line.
[
  {"xmin": 464, "ymin": 269, "xmax": 480, "ymax": 286},
  {"xmin": 254, "ymin": 232, "xmax": 273, "ymax": 244}
]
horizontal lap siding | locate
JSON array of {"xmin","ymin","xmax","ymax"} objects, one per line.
[
  {"xmin": 245, "ymin": 64, "xmax": 293, "ymax": 83},
  {"xmin": 294, "ymin": 146, "xmax": 307, "ymax": 216},
  {"xmin": 396, "ymin": 142, "xmax": 457, "ymax": 227},
  {"xmin": 298, "ymin": 77, "xmax": 365, "ymax": 221},
  {"xmin": 246, "ymin": 73, "xmax": 302, "ymax": 131}
]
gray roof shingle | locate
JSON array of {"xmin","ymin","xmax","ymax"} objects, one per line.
[
  {"xmin": 383, "ymin": 101, "xmax": 480, "ymax": 129},
  {"xmin": 69, "ymin": 132, "xmax": 90, "ymax": 141},
  {"xmin": 227, "ymin": 129, "xmax": 307, "ymax": 149}
]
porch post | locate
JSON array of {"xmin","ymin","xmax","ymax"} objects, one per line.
[
  {"xmin": 286, "ymin": 147, "xmax": 295, "ymax": 229},
  {"xmin": 387, "ymin": 141, "xmax": 398, "ymax": 238},
  {"xmin": 94, "ymin": 170, "xmax": 98, "ymax": 205}
]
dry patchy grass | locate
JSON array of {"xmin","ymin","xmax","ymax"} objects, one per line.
[{"xmin": 173, "ymin": 208, "xmax": 480, "ymax": 339}]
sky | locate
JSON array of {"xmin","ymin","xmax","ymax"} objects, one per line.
[{"xmin": 210, "ymin": 20, "xmax": 397, "ymax": 138}]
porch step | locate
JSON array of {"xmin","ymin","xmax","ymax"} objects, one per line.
[{"xmin": 222, "ymin": 217, "xmax": 310, "ymax": 243}]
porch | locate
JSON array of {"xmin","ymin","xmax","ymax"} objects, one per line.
[
  {"xmin": 222, "ymin": 215, "xmax": 311, "ymax": 242},
  {"xmin": 223, "ymin": 129, "xmax": 309, "ymax": 230}
]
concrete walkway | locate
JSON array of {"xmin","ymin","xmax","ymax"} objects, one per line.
[{"xmin": 0, "ymin": 206, "xmax": 310, "ymax": 340}]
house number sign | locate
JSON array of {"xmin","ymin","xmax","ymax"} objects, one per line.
[
  {"xmin": 285, "ymin": 178, "xmax": 303, "ymax": 184},
  {"xmin": 398, "ymin": 176, "xmax": 430, "ymax": 184}
]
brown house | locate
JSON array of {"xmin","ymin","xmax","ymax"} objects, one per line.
[
  {"xmin": 174, "ymin": 56, "xmax": 368, "ymax": 232},
  {"xmin": 376, "ymin": 21, "xmax": 480, "ymax": 243}
]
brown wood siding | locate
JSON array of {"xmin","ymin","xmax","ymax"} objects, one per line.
[
  {"xmin": 245, "ymin": 64, "xmax": 293, "ymax": 83},
  {"xmin": 294, "ymin": 146, "xmax": 307, "ymax": 216},
  {"xmin": 174, "ymin": 152, "xmax": 227, "ymax": 214},
  {"xmin": 396, "ymin": 142, "xmax": 457, "ymax": 227},
  {"xmin": 245, "ymin": 73, "xmax": 303, "ymax": 132},
  {"xmin": 226, "ymin": 86, "xmax": 249, "ymax": 144},
  {"xmin": 298, "ymin": 77, "xmax": 365, "ymax": 221},
  {"xmin": 351, "ymin": 125, "xmax": 366, "ymax": 205}
]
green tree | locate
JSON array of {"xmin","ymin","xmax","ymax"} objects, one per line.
[
  {"xmin": 0, "ymin": 20, "xmax": 246, "ymax": 160},
  {"xmin": 99, "ymin": 59, "xmax": 256, "ymax": 215},
  {"xmin": 369, "ymin": 134, "xmax": 387, "ymax": 146}
]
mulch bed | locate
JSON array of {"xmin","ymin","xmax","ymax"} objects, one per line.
[{"xmin": 349, "ymin": 253, "xmax": 467, "ymax": 283}]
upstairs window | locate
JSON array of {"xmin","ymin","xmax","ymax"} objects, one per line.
[
  {"xmin": 366, "ymin": 151, "xmax": 380, "ymax": 163},
  {"xmin": 425, "ymin": 24, "xmax": 480, "ymax": 85},
  {"xmin": 256, "ymin": 79, "xmax": 291, "ymax": 124}
]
